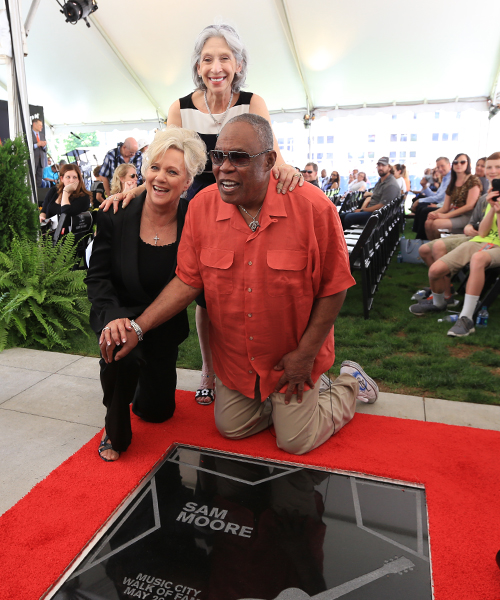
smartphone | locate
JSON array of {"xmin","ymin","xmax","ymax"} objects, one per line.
[{"xmin": 491, "ymin": 179, "xmax": 500, "ymax": 198}]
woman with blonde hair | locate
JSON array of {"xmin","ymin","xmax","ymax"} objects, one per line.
[
  {"xmin": 110, "ymin": 163, "xmax": 138, "ymax": 196},
  {"xmin": 86, "ymin": 127, "xmax": 207, "ymax": 461}
]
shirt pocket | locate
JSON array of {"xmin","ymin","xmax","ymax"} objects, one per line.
[
  {"xmin": 200, "ymin": 248, "xmax": 234, "ymax": 295},
  {"xmin": 267, "ymin": 250, "xmax": 309, "ymax": 297}
]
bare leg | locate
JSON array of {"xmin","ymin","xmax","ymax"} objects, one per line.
[
  {"xmin": 419, "ymin": 243, "xmax": 434, "ymax": 267},
  {"xmin": 196, "ymin": 305, "xmax": 215, "ymax": 390},
  {"xmin": 466, "ymin": 251, "xmax": 492, "ymax": 296},
  {"xmin": 428, "ymin": 259, "xmax": 450, "ymax": 294}
]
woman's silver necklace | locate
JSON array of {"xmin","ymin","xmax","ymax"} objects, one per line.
[
  {"xmin": 204, "ymin": 90, "xmax": 234, "ymax": 135},
  {"xmin": 238, "ymin": 204, "xmax": 263, "ymax": 232},
  {"xmin": 144, "ymin": 210, "xmax": 176, "ymax": 246}
]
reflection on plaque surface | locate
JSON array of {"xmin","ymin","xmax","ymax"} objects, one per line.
[{"xmin": 50, "ymin": 445, "xmax": 432, "ymax": 600}]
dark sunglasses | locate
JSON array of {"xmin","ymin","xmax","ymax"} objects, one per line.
[
  {"xmin": 453, "ymin": 160, "xmax": 467, "ymax": 166},
  {"xmin": 302, "ymin": 170, "xmax": 314, "ymax": 174},
  {"xmin": 129, "ymin": 173, "xmax": 138, "ymax": 178},
  {"xmin": 210, "ymin": 149, "xmax": 272, "ymax": 167}
]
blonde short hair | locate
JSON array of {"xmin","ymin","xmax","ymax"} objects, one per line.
[
  {"xmin": 110, "ymin": 163, "xmax": 137, "ymax": 195},
  {"xmin": 141, "ymin": 126, "xmax": 207, "ymax": 184}
]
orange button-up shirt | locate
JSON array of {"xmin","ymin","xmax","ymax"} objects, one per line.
[{"xmin": 176, "ymin": 178, "xmax": 355, "ymax": 400}]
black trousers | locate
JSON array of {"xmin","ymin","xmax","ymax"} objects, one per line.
[
  {"xmin": 99, "ymin": 327, "xmax": 178, "ymax": 452},
  {"xmin": 413, "ymin": 204, "xmax": 439, "ymax": 240}
]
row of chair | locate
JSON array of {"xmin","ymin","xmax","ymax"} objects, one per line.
[{"xmin": 343, "ymin": 195, "xmax": 405, "ymax": 319}]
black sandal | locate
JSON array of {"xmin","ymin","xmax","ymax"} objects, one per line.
[
  {"xmin": 195, "ymin": 388, "xmax": 215, "ymax": 405},
  {"xmin": 98, "ymin": 435, "xmax": 120, "ymax": 462}
]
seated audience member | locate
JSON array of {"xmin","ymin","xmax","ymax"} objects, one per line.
[
  {"xmin": 340, "ymin": 157, "xmax": 400, "ymax": 230},
  {"xmin": 412, "ymin": 157, "xmax": 451, "ymax": 239},
  {"xmin": 424, "ymin": 153, "xmax": 481, "ymax": 241},
  {"xmin": 319, "ymin": 168, "xmax": 328, "ymax": 188},
  {"xmin": 99, "ymin": 137, "xmax": 142, "ymax": 196},
  {"xmin": 302, "ymin": 162, "xmax": 320, "ymax": 187},
  {"xmin": 109, "ymin": 163, "xmax": 139, "ymax": 196},
  {"xmin": 416, "ymin": 156, "xmax": 498, "ymax": 302},
  {"xmin": 42, "ymin": 157, "xmax": 59, "ymax": 187},
  {"xmin": 323, "ymin": 170, "xmax": 340, "ymax": 192},
  {"xmin": 393, "ymin": 163, "xmax": 408, "ymax": 194},
  {"xmin": 90, "ymin": 166, "xmax": 107, "ymax": 208},
  {"xmin": 409, "ymin": 151, "xmax": 500, "ymax": 336},
  {"xmin": 475, "ymin": 156, "xmax": 488, "ymax": 194},
  {"xmin": 102, "ymin": 114, "xmax": 379, "ymax": 457},
  {"xmin": 348, "ymin": 171, "xmax": 368, "ymax": 192},
  {"xmin": 39, "ymin": 164, "xmax": 91, "ymax": 224}
]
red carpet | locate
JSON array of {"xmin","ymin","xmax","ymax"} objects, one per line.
[{"xmin": 1, "ymin": 390, "xmax": 500, "ymax": 600}]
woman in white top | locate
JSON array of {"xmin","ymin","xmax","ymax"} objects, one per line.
[
  {"xmin": 348, "ymin": 171, "xmax": 368, "ymax": 192},
  {"xmin": 394, "ymin": 164, "xmax": 408, "ymax": 194}
]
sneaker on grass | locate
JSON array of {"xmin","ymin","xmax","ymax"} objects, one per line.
[
  {"xmin": 340, "ymin": 361, "xmax": 379, "ymax": 404},
  {"xmin": 409, "ymin": 300, "xmax": 446, "ymax": 315},
  {"xmin": 447, "ymin": 316, "xmax": 475, "ymax": 337},
  {"xmin": 419, "ymin": 295, "xmax": 459, "ymax": 307}
]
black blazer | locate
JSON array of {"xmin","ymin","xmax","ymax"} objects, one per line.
[{"xmin": 85, "ymin": 191, "xmax": 189, "ymax": 345}]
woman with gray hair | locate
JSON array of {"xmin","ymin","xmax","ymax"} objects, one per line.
[
  {"xmin": 168, "ymin": 23, "xmax": 304, "ymax": 404},
  {"xmin": 103, "ymin": 23, "xmax": 304, "ymax": 406},
  {"xmin": 86, "ymin": 127, "xmax": 207, "ymax": 461}
]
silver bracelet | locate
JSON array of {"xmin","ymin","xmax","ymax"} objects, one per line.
[{"xmin": 130, "ymin": 320, "xmax": 144, "ymax": 342}]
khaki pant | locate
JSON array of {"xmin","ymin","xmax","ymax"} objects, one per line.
[{"xmin": 214, "ymin": 374, "xmax": 359, "ymax": 456}]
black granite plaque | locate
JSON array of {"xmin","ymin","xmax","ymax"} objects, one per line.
[{"xmin": 50, "ymin": 445, "xmax": 432, "ymax": 600}]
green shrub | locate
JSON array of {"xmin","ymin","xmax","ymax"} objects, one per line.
[
  {"xmin": 0, "ymin": 136, "xmax": 40, "ymax": 253},
  {"xmin": 0, "ymin": 233, "xmax": 90, "ymax": 351}
]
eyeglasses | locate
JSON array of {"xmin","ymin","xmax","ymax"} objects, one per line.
[
  {"xmin": 453, "ymin": 160, "xmax": 467, "ymax": 166},
  {"xmin": 210, "ymin": 149, "xmax": 273, "ymax": 167},
  {"xmin": 302, "ymin": 170, "xmax": 314, "ymax": 174},
  {"xmin": 129, "ymin": 173, "xmax": 138, "ymax": 179}
]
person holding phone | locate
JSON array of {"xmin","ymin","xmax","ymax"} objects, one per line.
[{"xmin": 410, "ymin": 151, "xmax": 500, "ymax": 337}]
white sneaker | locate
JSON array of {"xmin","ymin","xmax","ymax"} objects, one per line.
[{"xmin": 340, "ymin": 360, "xmax": 379, "ymax": 404}]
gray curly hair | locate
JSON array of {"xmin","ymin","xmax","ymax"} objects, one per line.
[
  {"xmin": 141, "ymin": 126, "xmax": 207, "ymax": 184},
  {"xmin": 191, "ymin": 23, "xmax": 248, "ymax": 93}
]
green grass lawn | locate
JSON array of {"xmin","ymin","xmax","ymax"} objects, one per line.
[{"xmin": 18, "ymin": 221, "xmax": 500, "ymax": 406}]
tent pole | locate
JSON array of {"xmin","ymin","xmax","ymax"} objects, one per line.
[
  {"xmin": 24, "ymin": 0, "xmax": 41, "ymax": 37},
  {"xmin": 5, "ymin": 0, "xmax": 37, "ymax": 204},
  {"xmin": 272, "ymin": 0, "xmax": 313, "ymax": 114},
  {"xmin": 89, "ymin": 14, "xmax": 166, "ymax": 121}
]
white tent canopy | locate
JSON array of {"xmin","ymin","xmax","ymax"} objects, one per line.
[{"xmin": 1, "ymin": 0, "xmax": 500, "ymax": 133}]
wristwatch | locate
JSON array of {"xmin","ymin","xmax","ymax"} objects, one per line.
[{"xmin": 130, "ymin": 320, "xmax": 144, "ymax": 342}]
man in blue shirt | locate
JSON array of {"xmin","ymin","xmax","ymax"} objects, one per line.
[
  {"xmin": 32, "ymin": 118, "xmax": 47, "ymax": 187},
  {"xmin": 412, "ymin": 157, "xmax": 451, "ymax": 239}
]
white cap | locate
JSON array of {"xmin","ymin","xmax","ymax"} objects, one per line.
[{"xmin": 137, "ymin": 138, "xmax": 148, "ymax": 151}]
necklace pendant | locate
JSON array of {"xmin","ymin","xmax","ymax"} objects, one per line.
[
  {"xmin": 153, "ymin": 235, "xmax": 160, "ymax": 246},
  {"xmin": 249, "ymin": 220, "xmax": 259, "ymax": 232}
]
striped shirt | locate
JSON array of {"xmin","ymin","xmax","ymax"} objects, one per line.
[{"xmin": 179, "ymin": 91, "xmax": 253, "ymax": 191}]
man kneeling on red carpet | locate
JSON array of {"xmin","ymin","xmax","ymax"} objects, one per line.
[{"xmin": 102, "ymin": 114, "xmax": 379, "ymax": 456}]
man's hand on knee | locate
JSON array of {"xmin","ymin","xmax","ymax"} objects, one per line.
[{"xmin": 274, "ymin": 350, "xmax": 315, "ymax": 405}]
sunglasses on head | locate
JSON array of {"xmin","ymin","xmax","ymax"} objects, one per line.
[
  {"xmin": 210, "ymin": 149, "xmax": 272, "ymax": 167},
  {"xmin": 453, "ymin": 160, "xmax": 467, "ymax": 166}
]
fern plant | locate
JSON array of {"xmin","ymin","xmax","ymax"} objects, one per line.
[{"xmin": 0, "ymin": 233, "xmax": 90, "ymax": 351}]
